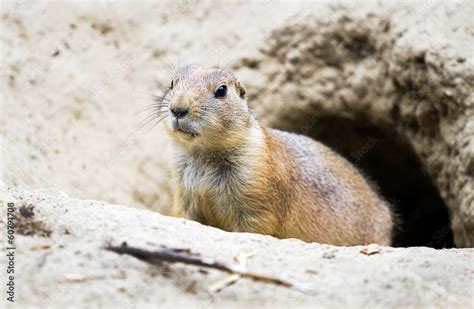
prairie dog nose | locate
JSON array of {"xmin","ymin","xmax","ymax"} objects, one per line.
[{"xmin": 170, "ymin": 106, "xmax": 189, "ymax": 118}]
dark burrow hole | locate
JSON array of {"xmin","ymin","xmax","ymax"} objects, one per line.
[{"xmin": 280, "ymin": 115, "xmax": 455, "ymax": 248}]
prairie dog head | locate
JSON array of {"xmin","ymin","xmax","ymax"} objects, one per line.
[{"xmin": 162, "ymin": 65, "xmax": 249, "ymax": 150}]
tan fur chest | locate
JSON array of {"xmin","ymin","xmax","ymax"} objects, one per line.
[{"xmin": 176, "ymin": 152, "xmax": 249, "ymax": 230}]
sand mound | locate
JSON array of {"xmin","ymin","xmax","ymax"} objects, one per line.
[
  {"xmin": 1, "ymin": 1, "xmax": 473, "ymax": 306},
  {"xmin": 1, "ymin": 186, "xmax": 473, "ymax": 308}
]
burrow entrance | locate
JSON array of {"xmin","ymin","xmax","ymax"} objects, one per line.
[{"xmin": 278, "ymin": 115, "xmax": 454, "ymax": 248}]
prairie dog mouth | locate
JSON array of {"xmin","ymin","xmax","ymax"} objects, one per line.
[
  {"xmin": 175, "ymin": 127, "xmax": 198, "ymax": 138},
  {"xmin": 171, "ymin": 118, "xmax": 199, "ymax": 138}
]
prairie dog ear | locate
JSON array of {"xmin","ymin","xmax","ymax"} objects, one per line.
[{"xmin": 236, "ymin": 80, "xmax": 246, "ymax": 98}]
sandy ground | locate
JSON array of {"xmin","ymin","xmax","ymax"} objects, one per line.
[
  {"xmin": 1, "ymin": 1, "xmax": 474, "ymax": 307},
  {"xmin": 1, "ymin": 186, "xmax": 473, "ymax": 308}
]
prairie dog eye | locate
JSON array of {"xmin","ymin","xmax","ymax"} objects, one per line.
[
  {"xmin": 170, "ymin": 80, "xmax": 174, "ymax": 89},
  {"xmin": 214, "ymin": 84, "xmax": 227, "ymax": 98}
]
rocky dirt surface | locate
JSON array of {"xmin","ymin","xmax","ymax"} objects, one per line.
[
  {"xmin": 232, "ymin": 1, "xmax": 474, "ymax": 247},
  {"xmin": 1, "ymin": 186, "xmax": 473, "ymax": 308}
]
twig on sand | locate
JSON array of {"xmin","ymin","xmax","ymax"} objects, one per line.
[
  {"xmin": 105, "ymin": 242, "xmax": 314, "ymax": 294},
  {"xmin": 208, "ymin": 251, "xmax": 255, "ymax": 293}
]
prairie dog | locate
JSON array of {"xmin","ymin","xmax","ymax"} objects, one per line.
[{"xmin": 160, "ymin": 64, "xmax": 393, "ymax": 246}]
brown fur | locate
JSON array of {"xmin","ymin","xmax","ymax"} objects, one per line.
[{"xmin": 164, "ymin": 65, "xmax": 393, "ymax": 246}]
